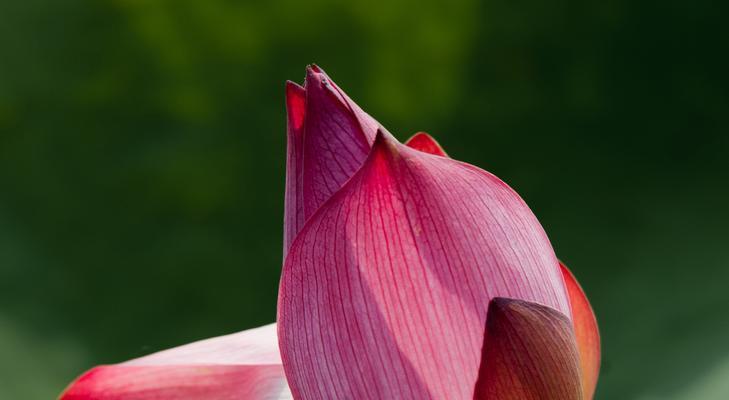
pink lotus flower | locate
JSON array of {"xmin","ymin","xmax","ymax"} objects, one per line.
[{"xmin": 60, "ymin": 65, "xmax": 599, "ymax": 400}]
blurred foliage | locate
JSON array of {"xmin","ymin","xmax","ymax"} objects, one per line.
[{"xmin": 0, "ymin": 0, "xmax": 728, "ymax": 398}]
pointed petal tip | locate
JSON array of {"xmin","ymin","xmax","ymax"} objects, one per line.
[
  {"xmin": 487, "ymin": 297, "xmax": 570, "ymax": 326},
  {"xmin": 305, "ymin": 64, "xmax": 327, "ymax": 89},
  {"xmin": 286, "ymin": 80, "xmax": 305, "ymax": 93},
  {"xmin": 370, "ymin": 129, "xmax": 402, "ymax": 161},
  {"xmin": 306, "ymin": 63, "xmax": 323, "ymax": 74},
  {"xmin": 405, "ymin": 132, "xmax": 448, "ymax": 157},
  {"xmin": 488, "ymin": 296, "xmax": 517, "ymax": 312},
  {"xmin": 372, "ymin": 128, "xmax": 391, "ymax": 146},
  {"xmin": 303, "ymin": 64, "xmax": 345, "ymax": 109}
]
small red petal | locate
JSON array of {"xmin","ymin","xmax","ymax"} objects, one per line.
[
  {"xmin": 405, "ymin": 132, "xmax": 448, "ymax": 157},
  {"xmin": 285, "ymin": 81, "xmax": 306, "ymax": 132}
]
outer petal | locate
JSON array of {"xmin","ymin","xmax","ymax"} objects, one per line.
[
  {"xmin": 60, "ymin": 323, "xmax": 292, "ymax": 400},
  {"xmin": 283, "ymin": 65, "xmax": 381, "ymax": 254},
  {"xmin": 278, "ymin": 131, "xmax": 571, "ymax": 399},
  {"xmin": 406, "ymin": 134, "xmax": 602, "ymax": 396},
  {"xmin": 405, "ymin": 132, "xmax": 448, "ymax": 157},
  {"xmin": 561, "ymin": 262, "xmax": 601, "ymax": 399},
  {"xmin": 473, "ymin": 298, "xmax": 583, "ymax": 400}
]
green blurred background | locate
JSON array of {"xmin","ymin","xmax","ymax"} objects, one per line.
[{"xmin": 1, "ymin": 0, "xmax": 728, "ymax": 398}]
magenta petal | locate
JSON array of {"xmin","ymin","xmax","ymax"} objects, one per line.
[
  {"xmin": 283, "ymin": 66, "xmax": 381, "ymax": 253},
  {"xmin": 60, "ymin": 324, "xmax": 291, "ymax": 399},
  {"xmin": 278, "ymin": 132, "xmax": 571, "ymax": 399},
  {"xmin": 473, "ymin": 298, "xmax": 583, "ymax": 400},
  {"xmin": 301, "ymin": 65, "xmax": 379, "ymax": 217}
]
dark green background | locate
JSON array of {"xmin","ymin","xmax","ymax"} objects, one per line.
[{"xmin": 1, "ymin": 1, "xmax": 728, "ymax": 398}]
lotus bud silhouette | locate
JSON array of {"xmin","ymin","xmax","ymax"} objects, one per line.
[{"xmin": 60, "ymin": 65, "xmax": 599, "ymax": 400}]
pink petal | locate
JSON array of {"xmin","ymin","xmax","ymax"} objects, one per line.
[
  {"xmin": 405, "ymin": 132, "xmax": 449, "ymax": 157},
  {"xmin": 473, "ymin": 298, "xmax": 583, "ymax": 400},
  {"xmin": 60, "ymin": 324, "xmax": 291, "ymax": 400},
  {"xmin": 283, "ymin": 66, "xmax": 380, "ymax": 253},
  {"xmin": 278, "ymin": 131, "xmax": 571, "ymax": 399},
  {"xmin": 561, "ymin": 262, "xmax": 601, "ymax": 399}
]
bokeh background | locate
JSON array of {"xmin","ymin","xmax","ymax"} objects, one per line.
[{"xmin": 1, "ymin": 0, "xmax": 728, "ymax": 398}]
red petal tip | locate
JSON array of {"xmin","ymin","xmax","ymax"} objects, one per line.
[
  {"xmin": 286, "ymin": 81, "xmax": 306, "ymax": 132},
  {"xmin": 405, "ymin": 132, "xmax": 448, "ymax": 157},
  {"xmin": 285, "ymin": 80, "xmax": 304, "ymax": 92}
]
